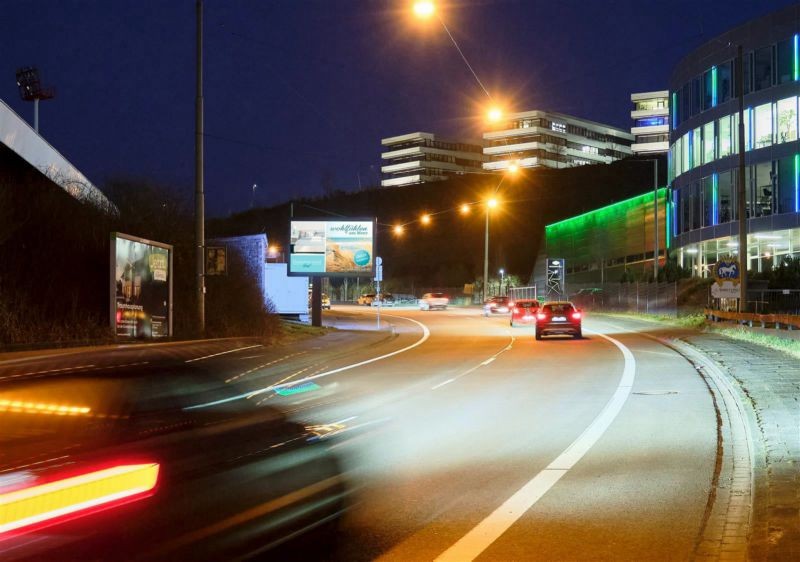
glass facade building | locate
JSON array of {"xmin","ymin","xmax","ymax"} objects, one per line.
[{"xmin": 669, "ymin": 5, "xmax": 800, "ymax": 276}]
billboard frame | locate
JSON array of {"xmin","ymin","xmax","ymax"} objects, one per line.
[
  {"xmin": 110, "ymin": 232, "xmax": 174, "ymax": 338},
  {"xmin": 287, "ymin": 217, "xmax": 377, "ymax": 278}
]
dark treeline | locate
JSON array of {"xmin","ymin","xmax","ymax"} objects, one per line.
[
  {"xmin": 1, "ymin": 144, "xmax": 275, "ymax": 346},
  {"xmin": 210, "ymin": 156, "xmax": 667, "ymax": 289}
]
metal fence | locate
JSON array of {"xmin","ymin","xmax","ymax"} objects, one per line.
[
  {"xmin": 567, "ymin": 282, "xmax": 678, "ymax": 316},
  {"xmin": 723, "ymin": 289, "xmax": 800, "ymax": 315}
]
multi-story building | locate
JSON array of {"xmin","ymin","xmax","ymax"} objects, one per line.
[
  {"xmin": 380, "ymin": 132, "xmax": 485, "ymax": 187},
  {"xmin": 482, "ymin": 110, "xmax": 634, "ymax": 172},
  {"xmin": 668, "ymin": 5, "xmax": 800, "ymax": 277},
  {"xmin": 631, "ymin": 91, "xmax": 669, "ymax": 154}
]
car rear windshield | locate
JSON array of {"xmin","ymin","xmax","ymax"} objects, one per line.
[
  {"xmin": 430, "ymin": 293, "xmax": 444, "ymax": 298},
  {"xmin": 543, "ymin": 304, "xmax": 574, "ymax": 314},
  {"xmin": 517, "ymin": 301, "xmax": 538, "ymax": 308}
]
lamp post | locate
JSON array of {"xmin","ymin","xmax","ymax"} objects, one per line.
[
  {"xmin": 195, "ymin": 0, "xmax": 205, "ymax": 334},
  {"xmin": 499, "ymin": 268, "xmax": 505, "ymax": 295},
  {"xmin": 483, "ymin": 198, "xmax": 498, "ymax": 303}
]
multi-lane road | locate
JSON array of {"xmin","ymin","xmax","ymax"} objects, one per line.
[{"xmin": 0, "ymin": 306, "xmax": 737, "ymax": 560}]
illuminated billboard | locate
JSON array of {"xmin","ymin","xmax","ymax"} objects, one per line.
[
  {"xmin": 288, "ymin": 219, "xmax": 375, "ymax": 277},
  {"xmin": 110, "ymin": 233, "xmax": 173, "ymax": 338}
]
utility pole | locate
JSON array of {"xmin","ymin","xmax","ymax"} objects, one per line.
[
  {"xmin": 483, "ymin": 208, "xmax": 490, "ymax": 302},
  {"xmin": 653, "ymin": 160, "xmax": 659, "ymax": 280},
  {"xmin": 736, "ymin": 45, "xmax": 748, "ymax": 312},
  {"xmin": 195, "ymin": 0, "xmax": 205, "ymax": 333}
]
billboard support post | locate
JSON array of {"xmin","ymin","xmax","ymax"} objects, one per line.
[{"xmin": 311, "ymin": 277, "xmax": 322, "ymax": 327}]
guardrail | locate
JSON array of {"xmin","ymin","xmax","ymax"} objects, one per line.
[{"xmin": 705, "ymin": 308, "xmax": 800, "ymax": 330}]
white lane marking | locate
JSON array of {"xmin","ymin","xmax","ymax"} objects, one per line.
[
  {"xmin": 431, "ymin": 378, "xmax": 455, "ymax": 390},
  {"xmin": 186, "ymin": 314, "xmax": 430, "ymax": 410},
  {"xmin": 0, "ymin": 364, "xmax": 95, "ymax": 380},
  {"xmin": 185, "ymin": 344, "xmax": 262, "ymax": 363},
  {"xmin": 431, "ymin": 336, "xmax": 515, "ymax": 390},
  {"xmin": 434, "ymin": 327, "xmax": 636, "ymax": 562},
  {"xmin": 225, "ymin": 351, "xmax": 308, "ymax": 383}
]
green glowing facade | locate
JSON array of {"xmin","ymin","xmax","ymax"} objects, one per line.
[{"xmin": 545, "ymin": 188, "xmax": 669, "ymax": 283}]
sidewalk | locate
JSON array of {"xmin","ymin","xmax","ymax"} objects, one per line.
[{"xmin": 681, "ymin": 331, "xmax": 800, "ymax": 560}]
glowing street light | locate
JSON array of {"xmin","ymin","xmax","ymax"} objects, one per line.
[
  {"xmin": 393, "ymin": 224, "xmax": 405, "ymax": 235},
  {"xmin": 487, "ymin": 107, "xmax": 503, "ymax": 123},
  {"xmin": 460, "ymin": 203, "xmax": 470, "ymax": 214},
  {"xmin": 507, "ymin": 161, "xmax": 519, "ymax": 175},
  {"xmin": 421, "ymin": 213, "xmax": 432, "ymax": 225},
  {"xmin": 412, "ymin": 0, "xmax": 435, "ymax": 19},
  {"xmin": 487, "ymin": 198, "xmax": 498, "ymax": 209}
]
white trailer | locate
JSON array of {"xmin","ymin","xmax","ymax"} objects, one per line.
[{"xmin": 265, "ymin": 263, "xmax": 309, "ymax": 319}]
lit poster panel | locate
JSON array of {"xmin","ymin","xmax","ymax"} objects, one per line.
[
  {"xmin": 111, "ymin": 233, "xmax": 173, "ymax": 338},
  {"xmin": 288, "ymin": 219, "xmax": 375, "ymax": 277}
]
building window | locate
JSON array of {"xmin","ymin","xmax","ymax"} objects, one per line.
[
  {"xmin": 754, "ymin": 103, "xmax": 773, "ymax": 148},
  {"xmin": 702, "ymin": 69, "xmax": 713, "ymax": 110},
  {"xmin": 777, "ymin": 96, "xmax": 798, "ymax": 143},
  {"xmin": 778, "ymin": 157, "xmax": 796, "ymax": 214},
  {"xmin": 681, "ymin": 82, "xmax": 691, "ymax": 124},
  {"xmin": 744, "ymin": 51, "xmax": 753, "ymax": 95},
  {"xmin": 692, "ymin": 127, "xmax": 701, "ymax": 169},
  {"xmin": 703, "ymin": 122, "xmax": 715, "ymax": 164},
  {"xmin": 718, "ymin": 61, "xmax": 732, "ymax": 103},
  {"xmin": 702, "ymin": 176, "xmax": 714, "ymax": 227},
  {"xmin": 682, "ymin": 132, "xmax": 690, "ymax": 173},
  {"xmin": 755, "ymin": 161, "xmax": 775, "ymax": 216},
  {"xmin": 754, "ymin": 46, "xmax": 773, "ymax": 91},
  {"xmin": 718, "ymin": 115, "xmax": 732, "ymax": 158},
  {"xmin": 674, "ymin": 138, "xmax": 682, "ymax": 176},
  {"xmin": 691, "ymin": 77, "xmax": 701, "ymax": 116},
  {"xmin": 719, "ymin": 171, "xmax": 733, "ymax": 223},
  {"xmin": 777, "ymin": 38, "xmax": 794, "ymax": 84},
  {"xmin": 551, "ymin": 122, "xmax": 566, "ymax": 133}
]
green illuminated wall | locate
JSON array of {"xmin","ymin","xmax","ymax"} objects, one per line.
[{"xmin": 545, "ymin": 188, "xmax": 669, "ymax": 282}]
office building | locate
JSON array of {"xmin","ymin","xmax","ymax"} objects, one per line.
[
  {"xmin": 631, "ymin": 91, "xmax": 669, "ymax": 154},
  {"xmin": 482, "ymin": 110, "xmax": 634, "ymax": 172},
  {"xmin": 380, "ymin": 132, "xmax": 485, "ymax": 187},
  {"xmin": 668, "ymin": 5, "xmax": 800, "ymax": 276}
]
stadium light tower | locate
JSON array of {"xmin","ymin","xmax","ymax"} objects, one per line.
[{"xmin": 15, "ymin": 67, "xmax": 55, "ymax": 133}]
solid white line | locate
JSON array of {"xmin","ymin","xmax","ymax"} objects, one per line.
[
  {"xmin": 187, "ymin": 314, "xmax": 430, "ymax": 410},
  {"xmin": 431, "ymin": 378, "xmax": 455, "ymax": 390},
  {"xmin": 481, "ymin": 357, "xmax": 495, "ymax": 366},
  {"xmin": 434, "ymin": 327, "xmax": 636, "ymax": 562},
  {"xmin": 185, "ymin": 344, "xmax": 262, "ymax": 363}
]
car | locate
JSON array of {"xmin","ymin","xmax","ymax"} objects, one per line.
[
  {"xmin": 321, "ymin": 293, "xmax": 331, "ymax": 309},
  {"xmin": 357, "ymin": 293, "xmax": 376, "ymax": 306},
  {"xmin": 510, "ymin": 299, "xmax": 541, "ymax": 327},
  {"xmin": 371, "ymin": 293, "xmax": 395, "ymax": 307},
  {"xmin": 419, "ymin": 292, "xmax": 448, "ymax": 310},
  {"xmin": 0, "ymin": 364, "xmax": 347, "ymax": 561},
  {"xmin": 535, "ymin": 301, "xmax": 583, "ymax": 340},
  {"xmin": 483, "ymin": 296, "xmax": 513, "ymax": 315}
]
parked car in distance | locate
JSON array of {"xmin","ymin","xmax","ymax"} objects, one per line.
[
  {"xmin": 371, "ymin": 293, "xmax": 395, "ymax": 307},
  {"xmin": 535, "ymin": 301, "xmax": 583, "ymax": 340},
  {"xmin": 419, "ymin": 292, "xmax": 449, "ymax": 310},
  {"xmin": 357, "ymin": 293, "xmax": 376, "ymax": 306},
  {"xmin": 510, "ymin": 299, "xmax": 540, "ymax": 327},
  {"xmin": 483, "ymin": 296, "xmax": 513, "ymax": 315},
  {"xmin": 321, "ymin": 293, "xmax": 331, "ymax": 309}
]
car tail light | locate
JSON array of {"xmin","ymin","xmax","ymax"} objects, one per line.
[
  {"xmin": 513, "ymin": 307, "xmax": 519, "ymax": 314},
  {"xmin": 0, "ymin": 463, "xmax": 160, "ymax": 535},
  {"xmin": 508, "ymin": 301, "xmax": 515, "ymax": 307},
  {"xmin": 572, "ymin": 312, "xmax": 582, "ymax": 320},
  {"xmin": 536, "ymin": 312, "xmax": 547, "ymax": 320}
]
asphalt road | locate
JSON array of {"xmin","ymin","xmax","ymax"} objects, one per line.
[{"xmin": 0, "ymin": 306, "xmax": 721, "ymax": 561}]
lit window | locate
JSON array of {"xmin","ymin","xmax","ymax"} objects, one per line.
[
  {"xmin": 776, "ymin": 96, "xmax": 798, "ymax": 143},
  {"xmin": 703, "ymin": 122, "xmax": 715, "ymax": 164},
  {"xmin": 754, "ymin": 103, "xmax": 773, "ymax": 148},
  {"xmin": 718, "ymin": 115, "xmax": 731, "ymax": 158},
  {"xmin": 682, "ymin": 132, "xmax": 690, "ymax": 173},
  {"xmin": 692, "ymin": 127, "xmax": 702, "ymax": 168},
  {"xmin": 551, "ymin": 122, "xmax": 566, "ymax": 133}
]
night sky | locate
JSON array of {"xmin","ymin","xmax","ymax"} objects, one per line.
[{"xmin": 2, "ymin": 0, "xmax": 797, "ymax": 216}]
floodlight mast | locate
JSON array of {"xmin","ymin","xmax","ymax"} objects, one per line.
[{"xmin": 15, "ymin": 67, "xmax": 55, "ymax": 133}]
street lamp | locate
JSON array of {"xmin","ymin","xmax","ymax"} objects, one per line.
[
  {"xmin": 499, "ymin": 268, "xmax": 505, "ymax": 295},
  {"xmin": 483, "ymin": 197, "xmax": 500, "ymax": 303},
  {"xmin": 421, "ymin": 213, "xmax": 432, "ymax": 225},
  {"xmin": 487, "ymin": 107, "xmax": 503, "ymax": 123},
  {"xmin": 412, "ymin": 1, "xmax": 435, "ymax": 18},
  {"xmin": 460, "ymin": 203, "xmax": 470, "ymax": 214},
  {"xmin": 393, "ymin": 224, "xmax": 405, "ymax": 236}
]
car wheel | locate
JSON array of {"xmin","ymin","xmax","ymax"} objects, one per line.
[
  {"xmin": 574, "ymin": 330, "xmax": 582, "ymax": 339},
  {"xmin": 535, "ymin": 330, "xmax": 542, "ymax": 340}
]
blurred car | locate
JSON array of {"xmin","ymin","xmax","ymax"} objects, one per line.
[
  {"xmin": 510, "ymin": 299, "xmax": 540, "ymax": 327},
  {"xmin": 357, "ymin": 293, "xmax": 376, "ymax": 306},
  {"xmin": 419, "ymin": 292, "xmax": 448, "ymax": 310},
  {"xmin": 370, "ymin": 293, "xmax": 395, "ymax": 307},
  {"xmin": 0, "ymin": 364, "xmax": 347, "ymax": 561},
  {"xmin": 535, "ymin": 301, "xmax": 583, "ymax": 340},
  {"xmin": 483, "ymin": 296, "xmax": 513, "ymax": 315},
  {"xmin": 321, "ymin": 293, "xmax": 331, "ymax": 309}
]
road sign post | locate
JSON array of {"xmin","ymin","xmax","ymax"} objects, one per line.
[{"xmin": 375, "ymin": 257, "xmax": 383, "ymax": 329}]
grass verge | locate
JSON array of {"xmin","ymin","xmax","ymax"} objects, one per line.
[{"xmin": 279, "ymin": 320, "xmax": 335, "ymax": 343}]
